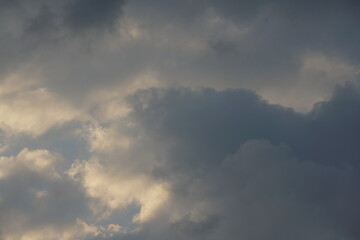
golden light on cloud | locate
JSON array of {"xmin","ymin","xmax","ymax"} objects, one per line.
[
  {"xmin": 85, "ymin": 124, "xmax": 132, "ymax": 153},
  {"xmin": 0, "ymin": 148, "xmax": 60, "ymax": 179},
  {"xmin": 0, "ymin": 75, "xmax": 80, "ymax": 136},
  {"xmin": 68, "ymin": 158, "xmax": 169, "ymax": 222},
  {"xmin": 1, "ymin": 219, "xmax": 99, "ymax": 240}
]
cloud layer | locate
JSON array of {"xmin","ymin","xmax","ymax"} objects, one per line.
[{"xmin": 0, "ymin": 0, "xmax": 359, "ymax": 239}]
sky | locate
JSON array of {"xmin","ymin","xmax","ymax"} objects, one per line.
[{"xmin": 0, "ymin": 0, "xmax": 359, "ymax": 239}]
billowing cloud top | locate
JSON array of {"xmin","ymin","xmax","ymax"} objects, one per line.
[{"xmin": 0, "ymin": 0, "xmax": 359, "ymax": 240}]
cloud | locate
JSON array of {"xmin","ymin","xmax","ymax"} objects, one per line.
[
  {"xmin": 115, "ymin": 82, "xmax": 360, "ymax": 240},
  {"xmin": 0, "ymin": 1, "xmax": 359, "ymax": 239},
  {"xmin": 215, "ymin": 140, "xmax": 358, "ymax": 240},
  {"xmin": 128, "ymin": 82, "xmax": 360, "ymax": 168},
  {"xmin": 0, "ymin": 68, "xmax": 358, "ymax": 240},
  {"xmin": 0, "ymin": 74, "xmax": 81, "ymax": 136},
  {"xmin": 67, "ymin": 157, "xmax": 169, "ymax": 223},
  {"xmin": 0, "ymin": 148, "xmax": 93, "ymax": 240},
  {"xmin": 1, "ymin": 0, "xmax": 359, "ymax": 111},
  {"xmin": 63, "ymin": 0, "xmax": 126, "ymax": 32},
  {"xmin": 0, "ymin": 0, "xmax": 127, "ymax": 86}
]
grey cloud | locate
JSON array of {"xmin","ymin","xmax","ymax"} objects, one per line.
[
  {"xmin": 170, "ymin": 215, "xmax": 221, "ymax": 237},
  {"xmin": 1, "ymin": 1, "xmax": 359, "ymax": 239},
  {"xmin": 207, "ymin": 0, "xmax": 360, "ymax": 56},
  {"xmin": 0, "ymin": 172, "xmax": 88, "ymax": 227},
  {"xmin": 0, "ymin": 120, "xmax": 90, "ymax": 162},
  {"xmin": 95, "ymin": 139, "xmax": 359, "ymax": 240},
  {"xmin": 1, "ymin": 0, "xmax": 359, "ymax": 109},
  {"xmin": 130, "ymin": 82, "xmax": 360, "ymax": 168},
  {"xmin": 0, "ymin": 149, "xmax": 91, "ymax": 239},
  {"xmin": 120, "ymin": 82, "xmax": 360, "ymax": 240},
  {"xmin": 206, "ymin": 0, "xmax": 360, "ymax": 88},
  {"xmin": 63, "ymin": 0, "xmax": 126, "ymax": 32},
  {"xmin": 215, "ymin": 140, "xmax": 359, "ymax": 240},
  {"xmin": 0, "ymin": 0, "xmax": 127, "ymax": 80}
]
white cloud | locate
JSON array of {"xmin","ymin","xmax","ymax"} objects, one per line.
[
  {"xmin": 0, "ymin": 74, "xmax": 81, "ymax": 136},
  {"xmin": 2, "ymin": 219, "xmax": 99, "ymax": 240},
  {"xmin": 68, "ymin": 158, "xmax": 169, "ymax": 223},
  {"xmin": 84, "ymin": 123, "xmax": 132, "ymax": 153},
  {"xmin": 0, "ymin": 148, "xmax": 60, "ymax": 179}
]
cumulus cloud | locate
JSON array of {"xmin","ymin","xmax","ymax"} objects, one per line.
[
  {"xmin": 116, "ymin": 83, "xmax": 360, "ymax": 240},
  {"xmin": 129, "ymin": 82, "xmax": 360, "ymax": 168},
  {"xmin": 67, "ymin": 157, "xmax": 169, "ymax": 223}
]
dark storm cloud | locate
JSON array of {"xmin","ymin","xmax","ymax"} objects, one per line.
[
  {"xmin": 3, "ymin": 0, "xmax": 127, "ymax": 33},
  {"xmin": 129, "ymin": 81, "xmax": 360, "ymax": 169},
  {"xmin": 206, "ymin": 0, "xmax": 360, "ymax": 58},
  {"xmin": 63, "ymin": 0, "xmax": 126, "ymax": 32},
  {"xmin": 120, "ymin": 81, "xmax": 360, "ymax": 240},
  {"xmin": 129, "ymin": 87, "xmax": 302, "ymax": 168},
  {"xmin": 0, "ymin": 0, "xmax": 127, "ymax": 79},
  {"xmin": 25, "ymin": 5, "xmax": 57, "ymax": 37}
]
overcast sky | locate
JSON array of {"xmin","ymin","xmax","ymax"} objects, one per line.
[{"xmin": 0, "ymin": 0, "xmax": 359, "ymax": 239}]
